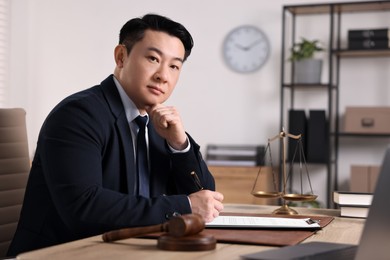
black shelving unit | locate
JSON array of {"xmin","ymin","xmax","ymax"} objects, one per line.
[{"xmin": 280, "ymin": 1, "xmax": 390, "ymax": 208}]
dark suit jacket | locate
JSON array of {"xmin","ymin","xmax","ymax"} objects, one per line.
[{"xmin": 8, "ymin": 75, "xmax": 215, "ymax": 256}]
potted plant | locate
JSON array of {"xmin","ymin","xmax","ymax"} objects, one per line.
[{"xmin": 289, "ymin": 38, "xmax": 324, "ymax": 84}]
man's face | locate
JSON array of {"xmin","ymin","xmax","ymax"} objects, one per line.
[{"xmin": 115, "ymin": 30, "xmax": 185, "ymax": 112}]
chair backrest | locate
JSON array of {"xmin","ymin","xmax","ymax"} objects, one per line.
[{"xmin": 0, "ymin": 108, "xmax": 30, "ymax": 257}]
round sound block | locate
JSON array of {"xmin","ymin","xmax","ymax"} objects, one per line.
[{"xmin": 157, "ymin": 233, "xmax": 216, "ymax": 251}]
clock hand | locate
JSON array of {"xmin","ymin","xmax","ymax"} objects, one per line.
[
  {"xmin": 235, "ymin": 39, "xmax": 263, "ymax": 51},
  {"xmin": 235, "ymin": 43, "xmax": 246, "ymax": 50},
  {"xmin": 246, "ymin": 39, "xmax": 262, "ymax": 50},
  {"xmin": 235, "ymin": 44, "xmax": 253, "ymax": 52}
]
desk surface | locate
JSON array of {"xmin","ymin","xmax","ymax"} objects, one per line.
[{"xmin": 17, "ymin": 204, "xmax": 364, "ymax": 260}]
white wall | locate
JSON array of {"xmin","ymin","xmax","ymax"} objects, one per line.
[{"xmin": 8, "ymin": 0, "xmax": 390, "ymax": 207}]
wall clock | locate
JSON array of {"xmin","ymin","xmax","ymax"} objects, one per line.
[{"xmin": 223, "ymin": 25, "xmax": 270, "ymax": 73}]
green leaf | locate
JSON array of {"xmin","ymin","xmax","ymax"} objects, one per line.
[{"xmin": 288, "ymin": 37, "xmax": 324, "ymax": 61}]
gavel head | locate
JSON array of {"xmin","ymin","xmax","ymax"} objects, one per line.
[{"xmin": 167, "ymin": 213, "xmax": 205, "ymax": 237}]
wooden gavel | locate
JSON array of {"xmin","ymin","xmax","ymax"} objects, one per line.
[{"xmin": 102, "ymin": 213, "xmax": 205, "ymax": 242}]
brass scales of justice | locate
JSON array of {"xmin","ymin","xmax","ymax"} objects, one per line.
[{"xmin": 251, "ymin": 128, "xmax": 317, "ymax": 215}]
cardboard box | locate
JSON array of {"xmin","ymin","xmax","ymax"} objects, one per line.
[
  {"xmin": 344, "ymin": 107, "xmax": 390, "ymax": 134},
  {"xmin": 350, "ymin": 165, "xmax": 380, "ymax": 193}
]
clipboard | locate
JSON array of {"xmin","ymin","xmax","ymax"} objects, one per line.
[
  {"xmin": 201, "ymin": 213, "xmax": 333, "ymax": 246},
  {"xmin": 206, "ymin": 215, "xmax": 321, "ymax": 230},
  {"xmin": 144, "ymin": 213, "xmax": 334, "ymax": 247}
]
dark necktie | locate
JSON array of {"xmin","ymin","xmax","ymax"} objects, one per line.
[{"xmin": 135, "ymin": 115, "xmax": 149, "ymax": 197}]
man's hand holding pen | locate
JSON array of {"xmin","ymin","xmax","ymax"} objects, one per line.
[
  {"xmin": 189, "ymin": 171, "xmax": 224, "ymax": 223},
  {"xmin": 189, "ymin": 190, "xmax": 224, "ymax": 223}
]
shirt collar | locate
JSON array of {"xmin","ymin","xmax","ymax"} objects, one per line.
[{"xmin": 113, "ymin": 76, "xmax": 146, "ymax": 123}]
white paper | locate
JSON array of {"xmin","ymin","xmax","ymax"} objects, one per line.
[{"xmin": 206, "ymin": 216, "xmax": 321, "ymax": 229}]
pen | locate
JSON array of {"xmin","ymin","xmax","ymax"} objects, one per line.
[{"xmin": 190, "ymin": 171, "xmax": 204, "ymax": 190}]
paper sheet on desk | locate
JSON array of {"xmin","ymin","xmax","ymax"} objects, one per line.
[
  {"xmin": 206, "ymin": 216, "xmax": 321, "ymax": 229},
  {"xmin": 145, "ymin": 214, "xmax": 333, "ymax": 246}
]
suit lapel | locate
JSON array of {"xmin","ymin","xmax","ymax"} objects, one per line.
[{"xmin": 100, "ymin": 75, "xmax": 137, "ymax": 194}]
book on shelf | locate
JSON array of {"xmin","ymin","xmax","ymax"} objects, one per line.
[
  {"xmin": 348, "ymin": 39, "xmax": 389, "ymax": 50},
  {"xmin": 287, "ymin": 109, "xmax": 307, "ymax": 161},
  {"xmin": 206, "ymin": 144, "xmax": 265, "ymax": 167},
  {"xmin": 348, "ymin": 28, "xmax": 389, "ymax": 40},
  {"xmin": 333, "ymin": 191, "xmax": 373, "ymax": 206},
  {"xmin": 339, "ymin": 205, "xmax": 369, "ymax": 218},
  {"xmin": 347, "ymin": 28, "xmax": 390, "ymax": 50}
]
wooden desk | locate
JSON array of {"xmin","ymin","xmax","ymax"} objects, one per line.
[{"xmin": 17, "ymin": 204, "xmax": 364, "ymax": 260}]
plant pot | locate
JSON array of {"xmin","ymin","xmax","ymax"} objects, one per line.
[{"xmin": 294, "ymin": 59, "xmax": 322, "ymax": 84}]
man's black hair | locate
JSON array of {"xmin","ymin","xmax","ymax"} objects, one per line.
[{"xmin": 119, "ymin": 14, "xmax": 194, "ymax": 61}]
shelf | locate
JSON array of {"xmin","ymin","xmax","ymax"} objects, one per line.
[
  {"xmin": 283, "ymin": 84, "xmax": 336, "ymax": 89},
  {"xmin": 334, "ymin": 49, "xmax": 390, "ymax": 58},
  {"xmin": 337, "ymin": 132, "xmax": 390, "ymax": 138},
  {"xmin": 285, "ymin": 1, "xmax": 390, "ymax": 15},
  {"xmin": 280, "ymin": 1, "xmax": 390, "ymax": 208}
]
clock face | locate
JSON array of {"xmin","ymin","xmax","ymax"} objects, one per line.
[{"xmin": 223, "ymin": 25, "xmax": 270, "ymax": 73}]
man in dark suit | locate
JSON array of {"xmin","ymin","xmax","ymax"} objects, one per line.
[{"xmin": 8, "ymin": 14, "xmax": 223, "ymax": 256}]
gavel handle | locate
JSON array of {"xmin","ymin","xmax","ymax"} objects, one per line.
[{"xmin": 102, "ymin": 223, "xmax": 167, "ymax": 242}]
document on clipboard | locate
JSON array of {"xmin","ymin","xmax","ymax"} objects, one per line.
[{"xmin": 205, "ymin": 216, "xmax": 321, "ymax": 230}]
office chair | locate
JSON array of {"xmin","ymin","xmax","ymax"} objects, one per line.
[{"xmin": 0, "ymin": 108, "xmax": 30, "ymax": 257}]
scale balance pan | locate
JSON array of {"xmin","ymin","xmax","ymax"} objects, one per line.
[
  {"xmin": 282, "ymin": 194, "xmax": 318, "ymax": 202},
  {"xmin": 252, "ymin": 191, "xmax": 283, "ymax": 199}
]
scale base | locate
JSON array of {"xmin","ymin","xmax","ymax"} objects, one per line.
[{"xmin": 272, "ymin": 204, "xmax": 298, "ymax": 215}]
